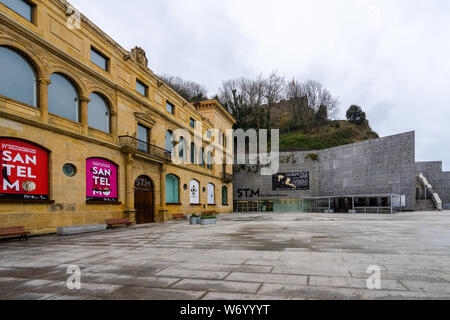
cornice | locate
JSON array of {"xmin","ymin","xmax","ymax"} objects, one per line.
[{"xmin": 196, "ymin": 100, "xmax": 236, "ymax": 125}]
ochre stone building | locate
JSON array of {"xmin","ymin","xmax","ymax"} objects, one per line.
[{"xmin": 0, "ymin": 0, "xmax": 235, "ymax": 234}]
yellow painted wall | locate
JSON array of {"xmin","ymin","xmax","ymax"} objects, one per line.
[{"xmin": 0, "ymin": 0, "xmax": 235, "ymax": 235}]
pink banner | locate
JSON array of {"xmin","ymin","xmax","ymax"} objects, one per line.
[{"xmin": 86, "ymin": 158, "xmax": 118, "ymax": 202}]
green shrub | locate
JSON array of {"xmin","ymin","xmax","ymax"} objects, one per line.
[
  {"xmin": 201, "ymin": 215, "xmax": 216, "ymax": 220},
  {"xmin": 305, "ymin": 153, "xmax": 319, "ymax": 161},
  {"xmin": 346, "ymin": 105, "xmax": 367, "ymax": 125}
]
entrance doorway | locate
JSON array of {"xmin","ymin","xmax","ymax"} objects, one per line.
[{"xmin": 134, "ymin": 175, "xmax": 154, "ymax": 224}]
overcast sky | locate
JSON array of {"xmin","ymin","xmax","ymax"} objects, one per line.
[{"xmin": 69, "ymin": 0, "xmax": 450, "ymax": 170}]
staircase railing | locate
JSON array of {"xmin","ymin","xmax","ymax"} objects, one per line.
[{"xmin": 418, "ymin": 173, "xmax": 443, "ymax": 211}]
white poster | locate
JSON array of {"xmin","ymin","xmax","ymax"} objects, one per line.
[
  {"xmin": 190, "ymin": 180, "xmax": 200, "ymax": 204},
  {"xmin": 207, "ymin": 183, "xmax": 215, "ymax": 205}
]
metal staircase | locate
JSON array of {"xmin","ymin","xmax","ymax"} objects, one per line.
[{"xmin": 417, "ymin": 173, "xmax": 443, "ymax": 211}]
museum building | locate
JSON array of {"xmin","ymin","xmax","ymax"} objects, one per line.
[
  {"xmin": 0, "ymin": 0, "xmax": 235, "ymax": 235},
  {"xmin": 234, "ymin": 132, "xmax": 450, "ymax": 213}
]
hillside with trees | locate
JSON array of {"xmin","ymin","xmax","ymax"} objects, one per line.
[{"xmin": 158, "ymin": 72, "xmax": 379, "ymax": 151}]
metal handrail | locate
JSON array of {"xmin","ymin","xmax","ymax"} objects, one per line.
[{"xmin": 119, "ymin": 135, "xmax": 172, "ymax": 162}]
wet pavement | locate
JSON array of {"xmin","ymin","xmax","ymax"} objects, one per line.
[{"xmin": 1, "ymin": 212, "xmax": 450, "ymax": 300}]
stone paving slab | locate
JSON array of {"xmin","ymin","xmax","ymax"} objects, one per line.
[
  {"xmin": 309, "ymin": 276, "xmax": 406, "ymax": 291},
  {"xmin": 202, "ymin": 292, "xmax": 296, "ymax": 300},
  {"xmin": 258, "ymin": 283, "xmax": 362, "ymax": 300},
  {"xmin": 172, "ymin": 279, "xmax": 261, "ymax": 294},
  {"xmin": 1, "ymin": 212, "xmax": 450, "ymax": 300},
  {"xmin": 155, "ymin": 268, "xmax": 229, "ymax": 280},
  {"xmin": 226, "ymin": 272, "xmax": 308, "ymax": 286}
]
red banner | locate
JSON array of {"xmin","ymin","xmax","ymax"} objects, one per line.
[{"xmin": 0, "ymin": 138, "xmax": 49, "ymax": 200}]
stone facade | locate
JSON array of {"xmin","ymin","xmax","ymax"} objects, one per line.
[
  {"xmin": 0, "ymin": 0, "xmax": 235, "ymax": 234},
  {"xmin": 416, "ymin": 161, "xmax": 450, "ymax": 208},
  {"xmin": 317, "ymin": 131, "xmax": 417, "ymax": 210},
  {"xmin": 234, "ymin": 131, "xmax": 418, "ymax": 211}
]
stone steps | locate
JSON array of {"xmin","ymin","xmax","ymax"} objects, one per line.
[{"xmin": 416, "ymin": 200, "xmax": 436, "ymax": 211}]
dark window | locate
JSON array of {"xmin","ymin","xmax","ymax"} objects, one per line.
[
  {"xmin": 222, "ymin": 186, "xmax": 228, "ymax": 205},
  {"xmin": 165, "ymin": 130, "xmax": 173, "ymax": 153},
  {"xmin": 199, "ymin": 147, "xmax": 205, "ymax": 167},
  {"xmin": 166, "ymin": 101, "xmax": 174, "ymax": 114},
  {"xmin": 190, "ymin": 118, "xmax": 196, "ymax": 129},
  {"xmin": 0, "ymin": 0, "xmax": 33, "ymax": 22},
  {"xmin": 90, "ymin": 47, "xmax": 108, "ymax": 71},
  {"xmin": 0, "ymin": 46, "xmax": 36, "ymax": 107},
  {"xmin": 88, "ymin": 92, "xmax": 110, "ymax": 133},
  {"xmin": 63, "ymin": 164, "xmax": 77, "ymax": 177},
  {"xmin": 137, "ymin": 124, "xmax": 149, "ymax": 153},
  {"xmin": 165, "ymin": 174, "xmax": 179, "ymax": 204},
  {"xmin": 190, "ymin": 142, "xmax": 196, "ymax": 164},
  {"xmin": 136, "ymin": 79, "xmax": 148, "ymax": 97},
  {"xmin": 207, "ymin": 151, "xmax": 213, "ymax": 170},
  {"xmin": 48, "ymin": 73, "xmax": 79, "ymax": 122},
  {"xmin": 178, "ymin": 137, "xmax": 185, "ymax": 159}
]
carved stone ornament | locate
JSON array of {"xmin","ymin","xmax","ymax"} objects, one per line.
[
  {"xmin": 134, "ymin": 112, "xmax": 156, "ymax": 126},
  {"xmin": 130, "ymin": 46, "xmax": 148, "ymax": 68}
]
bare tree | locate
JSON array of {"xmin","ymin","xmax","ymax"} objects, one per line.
[
  {"xmin": 218, "ymin": 79, "xmax": 249, "ymax": 129},
  {"xmin": 263, "ymin": 71, "xmax": 285, "ymax": 131},
  {"xmin": 219, "ymin": 76, "xmax": 267, "ymax": 130},
  {"xmin": 219, "ymin": 74, "xmax": 338, "ymax": 133},
  {"xmin": 158, "ymin": 74, "xmax": 208, "ymax": 103},
  {"xmin": 299, "ymin": 79, "xmax": 339, "ymax": 119},
  {"xmin": 285, "ymin": 79, "xmax": 313, "ymax": 132}
]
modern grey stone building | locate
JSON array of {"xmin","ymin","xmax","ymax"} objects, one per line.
[{"xmin": 233, "ymin": 131, "xmax": 449, "ymax": 213}]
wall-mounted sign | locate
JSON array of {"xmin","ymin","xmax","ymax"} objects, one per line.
[
  {"xmin": 272, "ymin": 172, "xmax": 310, "ymax": 191},
  {"xmin": 237, "ymin": 188, "xmax": 289, "ymax": 199},
  {"xmin": 86, "ymin": 158, "xmax": 118, "ymax": 202},
  {"xmin": 0, "ymin": 138, "xmax": 49, "ymax": 200},
  {"xmin": 135, "ymin": 175, "xmax": 153, "ymax": 190},
  {"xmin": 190, "ymin": 180, "xmax": 200, "ymax": 204},
  {"xmin": 207, "ymin": 183, "xmax": 215, "ymax": 205}
]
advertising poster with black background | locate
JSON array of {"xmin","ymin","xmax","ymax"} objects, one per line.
[{"xmin": 272, "ymin": 172, "xmax": 310, "ymax": 191}]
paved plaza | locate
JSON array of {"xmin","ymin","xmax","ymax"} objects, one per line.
[{"xmin": 1, "ymin": 212, "xmax": 450, "ymax": 300}]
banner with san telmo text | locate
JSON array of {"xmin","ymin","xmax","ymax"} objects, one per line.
[
  {"xmin": 0, "ymin": 138, "xmax": 49, "ymax": 200},
  {"xmin": 272, "ymin": 172, "xmax": 310, "ymax": 191},
  {"xmin": 86, "ymin": 158, "xmax": 118, "ymax": 202}
]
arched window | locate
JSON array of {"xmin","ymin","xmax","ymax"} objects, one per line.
[
  {"xmin": 199, "ymin": 147, "xmax": 205, "ymax": 167},
  {"xmin": 165, "ymin": 174, "xmax": 179, "ymax": 204},
  {"xmin": 190, "ymin": 180, "xmax": 200, "ymax": 204},
  {"xmin": 207, "ymin": 151, "xmax": 213, "ymax": 170},
  {"xmin": 190, "ymin": 142, "xmax": 197, "ymax": 164},
  {"xmin": 48, "ymin": 73, "xmax": 79, "ymax": 122},
  {"xmin": 178, "ymin": 137, "xmax": 185, "ymax": 159},
  {"xmin": 88, "ymin": 92, "xmax": 110, "ymax": 133},
  {"xmin": 165, "ymin": 130, "xmax": 173, "ymax": 153},
  {"xmin": 0, "ymin": 46, "xmax": 37, "ymax": 107},
  {"xmin": 207, "ymin": 183, "xmax": 215, "ymax": 205},
  {"xmin": 222, "ymin": 186, "xmax": 228, "ymax": 205}
]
